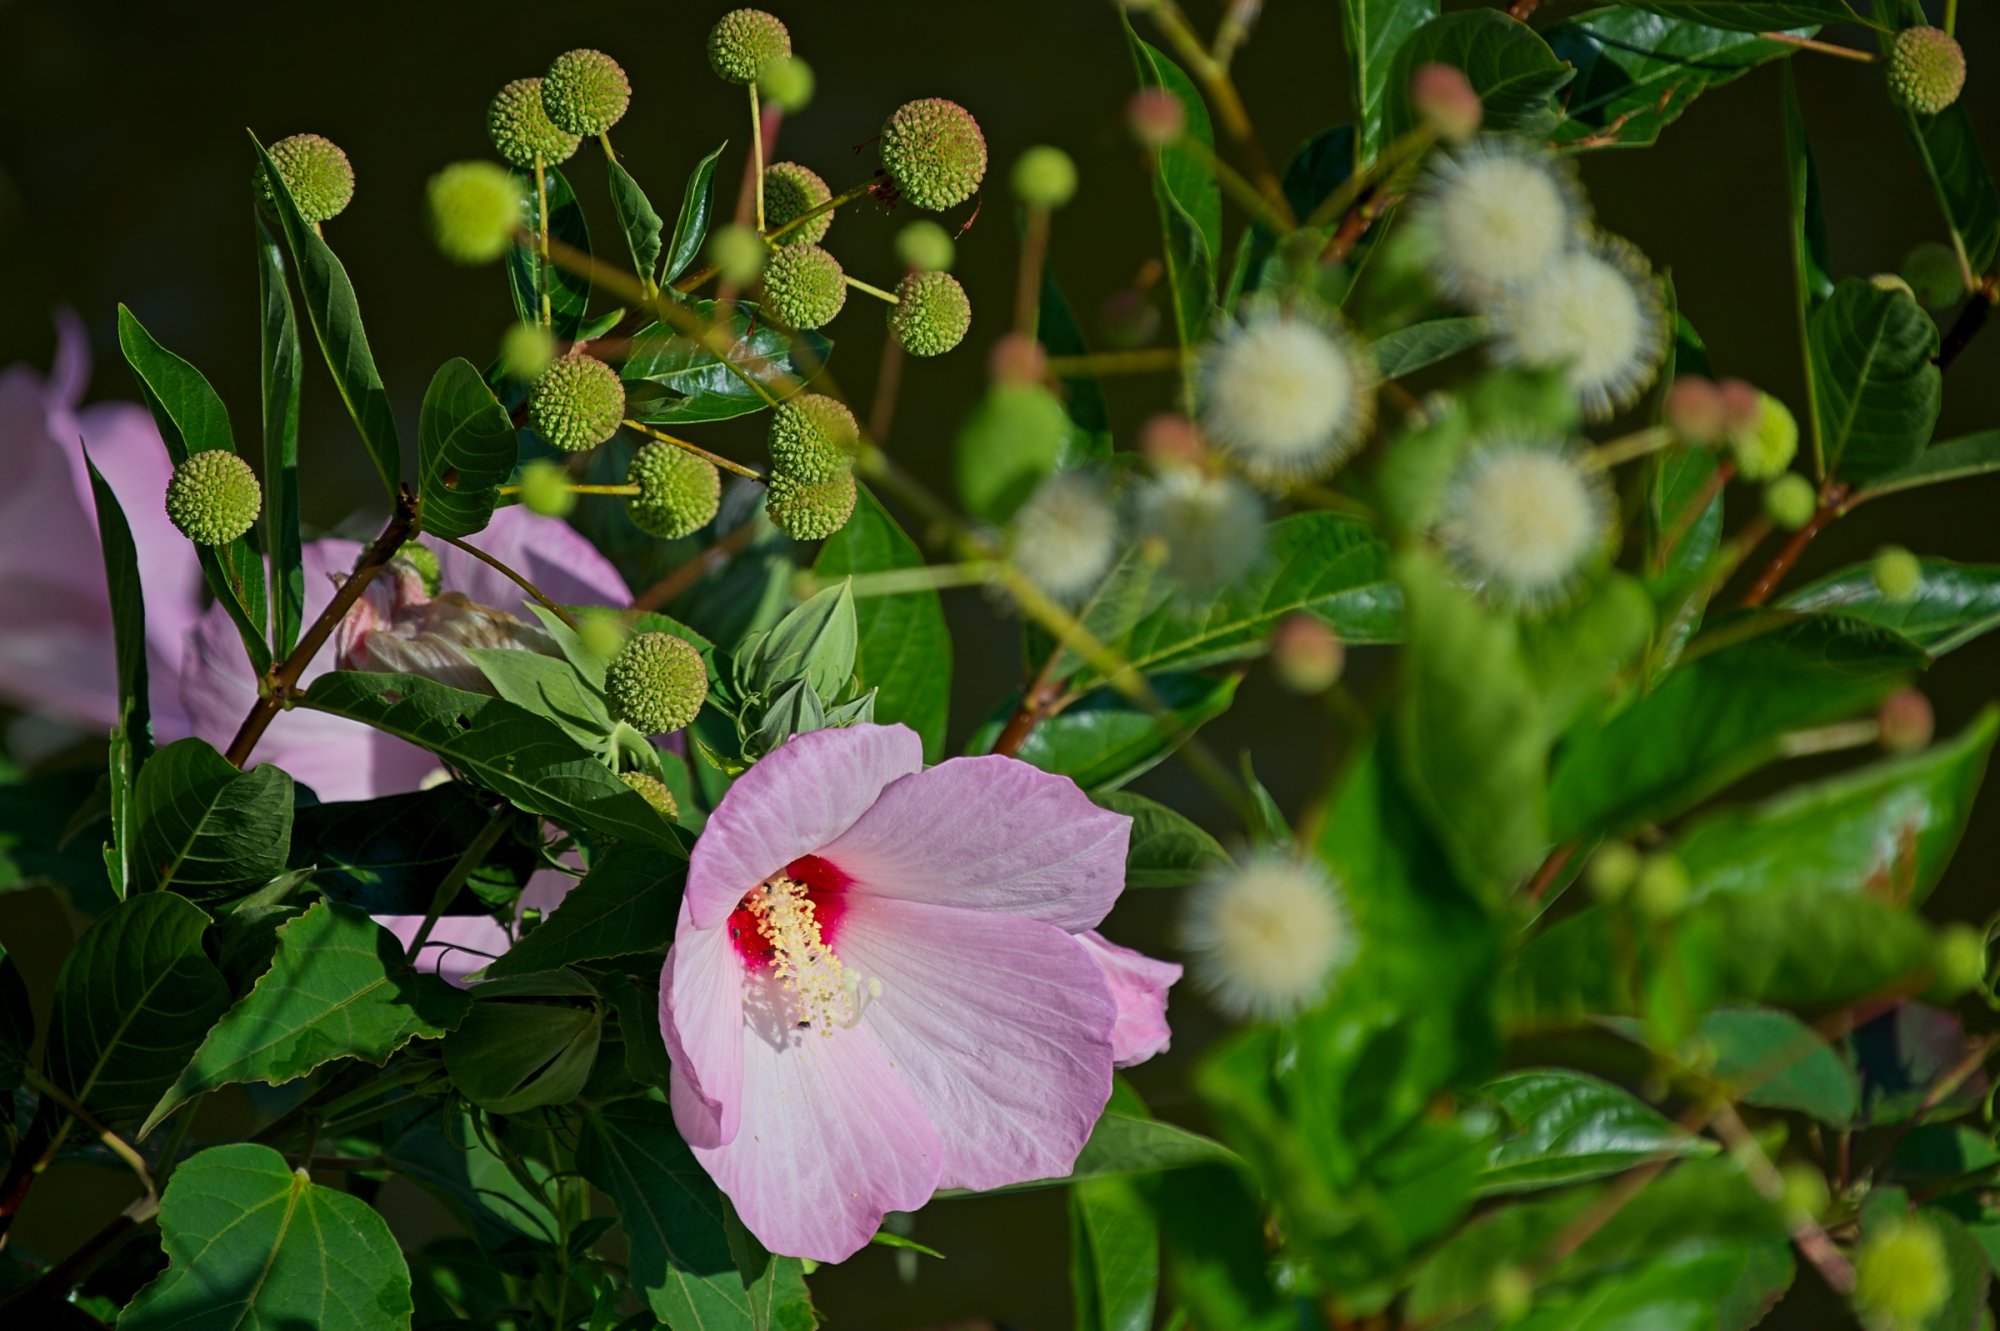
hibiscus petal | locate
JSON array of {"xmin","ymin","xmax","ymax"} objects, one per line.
[
  {"xmin": 437, "ymin": 506, "xmax": 630, "ymax": 611},
  {"xmin": 820, "ymin": 756, "xmax": 1131, "ymax": 932},
  {"xmin": 375, "ymin": 913, "xmax": 514, "ymax": 988},
  {"xmin": 662, "ymin": 913, "xmax": 744, "ymax": 1148},
  {"xmin": 1078, "ymin": 930, "xmax": 1182, "ymax": 1068},
  {"xmin": 684, "ymin": 724, "xmax": 924, "ymax": 929},
  {"xmin": 834, "ymin": 894, "xmax": 1116, "ymax": 1192}
]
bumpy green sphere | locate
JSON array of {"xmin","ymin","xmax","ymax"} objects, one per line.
[
  {"xmin": 1935, "ymin": 923, "xmax": 1988, "ymax": 998},
  {"xmin": 542, "ymin": 49, "xmax": 631, "ymax": 136},
  {"xmin": 258, "ymin": 134, "xmax": 355, "ymax": 225},
  {"xmin": 619, "ymin": 770, "xmax": 680, "ymax": 820},
  {"xmin": 896, "ymin": 220, "xmax": 955, "ymax": 273},
  {"xmin": 517, "ymin": 461, "xmax": 575, "ymax": 518},
  {"xmin": 761, "ymin": 243, "xmax": 847, "ymax": 330},
  {"xmin": 1854, "ymin": 1217, "xmax": 1950, "ymax": 1330},
  {"xmin": 1762, "ymin": 474, "xmax": 1817, "ymax": 531},
  {"xmin": 759, "ymin": 56, "xmax": 815, "ymax": 112},
  {"xmin": 880, "ymin": 98, "xmax": 988, "ymax": 212},
  {"xmin": 1874, "ymin": 545, "xmax": 1923, "ymax": 603},
  {"xmin": 768, "ymin": 393, "xmax": 858, "ymax": 483},
  {"xmin": 707, "ymin": 9, "xmax": 791, "ymax": 85},
  {"xmin": 763, "ymin": 162, "xmax": 833, "ymax": 246},
  {"xmin": 396, "ymin": 541, "xmax": 442, "ymax": 597},
  {"xmin": 1012, "ymin": 145, "xmax": 1078, "ymax": 209},
  {"xmin": 1730, "ymin": 393, "xmax": 1798, "ymax": 481},
  {"xmin": 487, "ymin": 77, "xmax": 581, "ymax": 169},
  {"xmin": 891, "ymin": 271, "xmax": 972, "ymax": 357},
  {"xmin": 531, "ymin": 355, "xmax": 625, "ymax": 453},
  {"xmin": 766, "ymin": 468, "xmax": 858, "ymax": 540},
  {"xmin": 1887, "ymin": 26, "xmax": 1965, "ymax": 115},
  {"xmin": 428, "ymin": 162, "xmax": 523, "ymax": 265},
  {"xmin": 626, "ymin": 443, "xmax": 721, "ymax": 539},
  {"xmin": 606, "ymin": 632, "xmax": 709, "ymax": 734},
  {"xmin": 166, "ymin": 451, "xmax": 262, "ymax": 547}
]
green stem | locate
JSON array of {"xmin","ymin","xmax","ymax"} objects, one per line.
[
  {"xmin": 623, "ymin": 419, "xmax": 766, "ymax": 481},
  {"xmin": 405, "ymin": 808, "xmax": 512, "ymax": 960},
  {"xmin": 811, "ymin": 563, "xmax": 994, "ymax": 598},
  {"xmin": 844, "ymin": 273, "xmax": 900, "ymax": 305},
  {"xmin": 750, "ymin": 83, "xmax": 766, "ymax": 232},
  {"xmin": 434, "ymin": 533, "xmax": 582, "ymax": 628},
  {"xmin": 535, "ymin": 155, "xmax": 553, "ymax": 329},
  {"xmin": 671, "ymin": 181, "xmax": 875, "ymax": 293}
]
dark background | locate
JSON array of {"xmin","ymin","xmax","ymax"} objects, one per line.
[{"xmin": 1, "ymin": 0, "xmax": 1996, "ymax": 1325}]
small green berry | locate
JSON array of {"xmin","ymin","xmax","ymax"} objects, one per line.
[
  {"xmin": 1873, "ymin": 545, "xmax": 1922, "ymax": 603},
  {"xmin": 1777, "ymin": 1163, "xmax": 1829, "ymax": 1223},
  {"xmin": 257, "ymin": 133, "xmax": 355, "ymax": 225},
  {"xmin": 619, "ymin": 770, "xmax": 679, "ymax": 820},
  {"xmin": 896, "ymin": 220, "xmax": 955, "ymax": 273},
  {"xmin": 707, "ymin": 9, "xmax": 791, "ymax": 86},
  {"xmin": 1633, "ymin": 854, "xmax": 1690, "ymax": 921},
  {"xmin": 605, "ymin": 631, "xmax": 709, "ymax": 734},
  {"xmin": 427, "ymin": 162, "xmax": 523, "ymax": 265},
  {"xmin": 766, "ymin": 468, "xmax": 858, "ymax": 540},
  {"xmin": 1728, "ymin": 392, "xmax": 1798, "ymax": 481},
  {"xmin": 708, "ymin": 224, "xmax": 768, "ymax": 286},
  {"xmin": 396, "ymin": 541, "xmax": 442, "ymax": 597},
  {"xmin": 880, "ymin": 98, "xmax": 988, "ymax": 212},
  {"xmin": 1012, "ymin": 145, "xmax": 1078, "ymax": 209},
  {"xmin": 761, "ymin": 243, "xmax": 847, "ymax": 330},
  {"xmin": 1887, "ymin": 26, "xmax": 1965, "ymax": 116},
  {"xmin": 577, "ymin": 610, "xmax": 626, "ymax": 662},
  {"xmin": 500, "ymin": 322, "xmax": 555, "ymax": 382},
  {"xmin": 890, "ymin": 270, "xmax": 972, "ymax": 357},
  {"xmin": 759, "ymin": 56, "xmax": 815, "ymax": 112},
  {"xmin": 1762, "ymin": 474, "xmax": 1817, "ymax": 531},
  {"xmin": 1487, "ymin": 1266, "xmax": 1532, "ymax": 1324},
  {"xmin": 530, "ymin": 354, "xmax": 625, "ymax": 453},
  {"xmin": 517, "ymin": 461, "xmax": 575, "ymax": 518},
  {"xmin": 1586, "ymin": 840, "xmax": 1642, "ymax": 903},
  {"xmin": 626, "ymin": 443, "xmax": 722, "ymax": 539},
  {"xmin": 165, "ymin": 450, "xmax": 262, "ymax": 547},
  {"xmin": 767, "ymin": 393, "xmax": 859, "ymax": 484},
  {"xmin": 956, "ymin": 384, "xmax": 1070, "ymax": 523},
  {"xmin": 763, "ymin": 162, "xmax": 833, "ymax": 246},
  {"xmin": 1934, "ymin": 923, "xmax": 1988, "ymax": 998},
  {"xmin": 1853, "ymin": 1215, "xmax": 1950, "ymax": 1330},
  {"xmin": 487, "ymin": 77, "xmax": 581, "ymax": 169},
  {"xmin": 542, "ymin": 49, "xmax": 631, "ymax": 137},
  {"xmin": 1901, "ymin": 241, "xmax": 1964, "ymax": 309}
]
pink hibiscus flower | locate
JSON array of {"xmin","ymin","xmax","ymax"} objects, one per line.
[{"xmin": 661, "ymin": 722, "xmax": 1179, "ymax": 1261}]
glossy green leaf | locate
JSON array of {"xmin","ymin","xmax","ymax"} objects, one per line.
[
  {"xmin": 973, "ymin": 672, "xmax": 1239, "ymax": 792},
  {"xmin": 1066, "ymin": 1110, "xmax": 1242, "ymax": 1184},
  {"xmin": 1621, "ymin": 0, "xmax": 1858, "ymax": 29},
  {"xmin": 1810, "ymin": 278, "xmax": 1941, "ymax": 484},
  {"xmin": 46, "ymin": 892, "xmax": 229, "ymax": 1122},
  {"xmin": 608, "ymin": 158, "xmax": 666, "ymax": 288},
  {"xmin": 1785, "ymin": 557, "xmax": 2000, "ymax": 656},
  {"xmin": 1781, "ymin": 63, "xmax": 1835, "ymax": 317},
  {"xmin": 1477, "ymin": 1069, "xmax": 1714, "ymax": 1195},
  {"xmin": 132, "ymin": 737, "xmax": 294, "ymax": 902},
  {"xmin": 508, "ymin": 164, "xmax": 591, "ymax": 339},
  {"xmin": 622, "ymin": 302, "xmax": 830, "ymax": 425},
  {"xmin": 1521, "ymin": 572, "xmax": 1655, "ymax": 738},
  {"xmin": 416, "ymin": 357, "xmax": 517, "ymax": 539},
  {"xmin": 120, "ymin": 1142, "xmax": 411, "ymax": 1331},
  {"xmin": 470, "ymin": 646, "xmax": 615, "ymax": 754},
  {"xmin": 1343, "ymin": 0, "xmax": 1440, "ymax": 160},
  {"xmin": 1373, "ymin": 317, "xmax": 1486, "ymax": 378},
  {"xmin": 1095, "ymin": 790, "xmax": 1231, "ymax": 888},
  {"xmin": 143, "ymin": 900, "xmax": 469, "ymax": 1135},
  {"xmin": 1681, "ymin": 882, "xmax": 1937, "ymax": 1008},
  {"xmin": 1549, "ymin": 10, "xmax": 1811, "ymax": 149},
  {"xmin": 1386, "ymin": 10, "xmax": 1575, "ymax": 141},
  {"xmin": 486, "ymin": 847, "xmax": 682, "ymax": 979},
  {"xmin": 85, "ymin": 455, "xmax": 148, "ymax": 893},
  {"xmin": 1860, "ymin": 430, "xmax": 2000, "ymax": 496},
  {"xmin": 1700, "ymin": 1006, "xmax": 1859, "ymax": 1122},
  {"xmin": 1898, "ymin": 101, "xmax": 2000, "ymax": 277},
  {"xmin": 255, "ymin": 216, "xmax": 304, "ymax": 655},
  {"xmin": 1125, "ymin": 17, "xmax": 1221, "ymax": 348},
  {"xmin": 1070, "ymin": 1175, "xmax": 1157, "ymax": 1331},
  {"xmin": 663, "ymin": 142, "xmax": 727, "ymax": 284},
  {"xmin": 445, "ymin": 996, "xmax": 600, "ymax": 1113}
]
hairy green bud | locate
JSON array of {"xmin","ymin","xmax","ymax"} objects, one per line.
[
  {"xmin": 517, "ymin": 461, "xmax": 575, "ymax": 518},
  {"xmin": 761, "ymin": 243, "xmax": 847, "ymax": 330},
  {"xmin": 707, "ymin": 9, "xmax": 791, "ymax": 86},
  {"xmin": 880, "ymin": 98, "xmax": 988, "ymax": 212},
  {"xmin": 626, "ymin": 443, "xmax": 722, "ymax": 539},
  {"xmin": 166, "ymin": 450, "xmax": 262, "ymax": 547},
  {"xmin": 487, "ymin": 77, "xmax": 581, "ymax": 169},
  {"xmin": 619, "ymin": 770, "xmax": 680, "ymax": 820},
  {"xmin": 708, "ymin": 224, "xmax": 768, "ymax": 286},
  {"xmin": 766, "ymin": 468, "xmax": 858, "ymax": 540},
  {"xmin": 605, "ymin": 632, "xmax": 709, "ymax": 734},
  {"xmin": 1777, "ymin": 1163, "xmax": 1829, "ymax": 1223},
  {"xmin": 257, "ymin": 133, "xmax": 355, "ymax": 225},
  {"xmin": 530, "ymin": 354, "xmax": 625, "ymax": 453},
  {"xmin": 427, "ymin": 162, "xmax": 523, "ymax": 265},
  {"xmin": 1934, "ymin": 923, "xmax": 1988, "ymax": 998},
  {"xmin": 1762, "ymin": 473, "xmax": 1817, "ymax": 531},
  {"xmin": 577, "ymin": 611, "xmax": 626, "ymax": 662},
  {"xmin": 542, "ymin": 49, "xmax": 631, "ymax": 136},
  {"xmin": 764, "ymin": 161, "xmax": 833, "ymax": 246},
  {"xmin": 1011, "ymin": 145, "xmax": 1077, "ymax": 209},
  {"xmin": 768, "ymin": 393, "xmax": 859, "ymax": 484},
  {"xmin": 1873, "ymin": 545, "xmax": 1922, "ymax": 603},
  {"xmin": 759, "ymin": 56, "xmax": 815, "ymax": 112},
  {"xmin": 891, "ymin": 270, "xmax": 972, "ymax": 357},
  {"xmin": 1854, "ymin": 1216, "xmax": 1950, "ymax": 1330},
  {"xmin": 1487, "ymin": 1266, "xmax": 1532, "ymax": 1324},
  {"xmin": 896, "ymin": 220, "xmax": 955, "ymax": 273},
  {"xmin": 500, "ymin": 322, "xmax": 555, "ymax": 382},
  {"xmin": 1887, "ymin": 26, "xmax": 1965, "ymax": 115},
  {"xmin": 396, "ymin": 541, "xmax": 442, "ymax": 597}
]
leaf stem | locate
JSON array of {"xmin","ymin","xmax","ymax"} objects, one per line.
[
  {"xmin": 497, "ymin": 482, "xmax": 643, "ymax": 497},
  {"xmin": 622, "ymin": 418, "xmax": 766, "ymax": 481},
  {"xmin": 433, "ymin": 533, "xmax": 582, "ymax": 628},
  {"xmin": 405, "ymin": 806, "xmax": 512, "ymax": 960},
  {"xmin": 844, "ymin": 273, "xmax": 901, "ymax": 305},
  {"xmin": 1015, "ymin": 206, "xmax": 1052, "ymax": 336},
  {"xmin": 1738, "ymin": 482, "xmax": 1847, "ymax": 607},
  {"xmin": 750, "ymin": 84, "xmax": 766, "ymax": 232},
  {"xmin": 1581, "ymin": 426, "xmax": 1676, "ymax": 471},
  {"xmin": 1761, "ymin": 31, "xmax": 1877, "ymax": 62},
  {"xmin": 1136, "ymin": 0, "xmax": 1295, "ymax": 226},
  {"xmin": 535, "ymin": 155, "xmax": 553, "ymax": 329}
]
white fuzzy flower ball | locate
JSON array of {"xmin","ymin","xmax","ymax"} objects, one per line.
[
  {"xmin": 1182, "ymin": 855, "xmax": 1353, "ymax": 1020},
  {"xmin": 1485, "ymin": 239, "xmax": 1666, "ymax": 420},
  {"xmin": 1414, "ymin": 139, "xmax": 1583, "ymax": 300},
  {"xmin": 1198, "ymin": 306, "xmax": 1376, "ymax": 483},
  {"xmin": 1135, "ymin": 467, "xmax": 1264, "ymax": 595},
  {"xmin": 1438, "ymin": 439, "xmax": 1610, "ymax": 613},
  {"xmin": 1009, "ymin": 472, "xmax": 1122, "ymax": 603}
]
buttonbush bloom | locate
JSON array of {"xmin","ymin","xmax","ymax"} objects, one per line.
[
  {"xmin": 1197, "ymin": 303, "xmax": 1375, "ymax": 483},
  {"xmin": 661, "ymin": 723, "xmax": 1174, "ymax": 1261},
  {"xmin": 1411, "ymin": 138, "xmax": 1584, "ymax": 300},
  {"xmin": 1484, "ymin": 236, "xmax": 1666, "ymax": 420},
  {"xmin": 1437, "ymin": 437, "xmax": 1611, "ymax": 614}
]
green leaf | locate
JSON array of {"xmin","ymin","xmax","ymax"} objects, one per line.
[
  {"xmin": 143, "ymin": 900, "xmax": 469, "ymax": 1136},
  {"xmin": 132, "ymin": 737, "xmax": 294, "ymax": 902},
  {"xmin": 508, "ymin": 164, "xmax": 592, "ymax": 339},
  {"xmin": 1860, "ymin": 430, "xmax": 2000, "ymax": 496},
  {"xmin": 1094, "ymin": 790, "xmax": 1231, "ymax": 888},
  {"xmin": 1681, "ymin": 882, "xmax": 1937, "ymax": 1008},
  {"xmin": 1520, "ymin": 573, "xmax": 1656, "ymax": 737},
  {"xmin": 47, "ymin": 892, "xmax": 230, "ymax": 1122},
  {"xmin": 1476, "ymin": 1069, "xmax": 1714, "ymax": 1195},
  {"xmin": 255, "ymin": 216, "xmax": 304, "ymax": 656},
  {"xmin": 485, "ymin": 847, "xmax": 682, "ymax": 979},
  {"xmin": 1621, "ymin": 0, "xmax": 1859, "ymax": 29},
  {"xmin": 1373, "ymin": 316, "xmax": 1486, "ymax": 378},
  {"xmin": 663, "ymin": 142, "xmax": 728, "ymax": 284},
  {"xmin": 1548, "ymin": 614, "xmax": 1924, "ymax": 839},
  {"xmin": 1070, "ymin": 1175, "xmax": 1158, "ymax": 1331},
  {"xmin": 1125, "ymin": 16, "xmax": 1221, "ymax": 348},
  {"xmin": 972, "ymin": 673, "xmax": 1240, "ymax": 792},
  {"xmin": 812, "ymin": 488, "xmax": 951, "ymax": 760},
  {"xmin": 385, "ymin": 1111, "xmax": 559, "ymax": 1251},
  {"xmin": 608, "ymin": 158, "xmax": 667, "ymax": 288},
  {"xmin": 1897, "ymin": 101, "xmax": 2000, "ymax": 277},
  {"xmin": 622, "ymin": 302, "xmax": 830, "ymax": 426},
  {"xmin": 85, "ymin": 455, "xmax": 149, "ymax": 893},
  {"xmin": 445, "ymin": 995, "xmax": 601, "ymax": 1113},
  {"xmin": 1157, "ymin": 1167, "xmax": 1292, "ymax": 1331},
  {"xmin": 1810, "ymin": 278, "xmax": 1942, "ymax": 484},
  {"xmin": 415, "ymin": 357, "xmax": 517, "ymax": 540},
  {"xmin": 470, "ymin": 645, "xmax": 615, "ymax": 756},
  {"xmin": 249, "ymin": 131, "xmax": 401, "ymax": 501},
  {"xmin": 1699, "ymin": 1006, "xmax": 1859, "ymax": 1123},
  {"xmin": 289, "ymin": 784, "xmax": 540, "ymax": 915},
  {"xmin": 1549, "ymin": 9, "xmax": 1812, "ymax": 149},
  {"xmin": 1781, "ymin": 63, "xmax": 1836, "ymax": 313},
  {"xmin": 115, "ymin": 303, "xmax": 272, "ymax": 676},
  {"xmin": 1785, "ymin": 557, "xmax": 2000, "ymax": 657},
  {"xmin": 746, "ymin": 581, "xmax": 858, "ymax": 702},
  {"xmin": 0, "ymin": 949, "xmax": 31, "ymax": 1094},
  {"xmin": 1385, "ymin": 10, "xmax": 1575, "ymax": 141},
  {"xmin": 120, "ymin": 1142, "xmax": 411, "ymax": 1331},
  {"xmin": 1039, "ymin": 270, "xmax": 1114, "ymax": 466},
  {"xmin": 301, "ymin": 671, "xmax": 685, "ymax": 852},
  {"xmin": 1342, "ymin": 0, "xmax": 1440, "ymax": 161}
]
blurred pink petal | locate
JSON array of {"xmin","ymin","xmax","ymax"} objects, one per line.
[
  {"xmin": 1078, "ymin": 930, "xmax": 1181, "ymax": 1068},
  {"xmin": 336, "ymin": 562, "xmax": 557, "ymax": 694}
]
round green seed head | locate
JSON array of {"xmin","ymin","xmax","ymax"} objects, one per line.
[
  {"xmin": 619, "ymin": 770, "xmax": 680, "ymax": 820},
  {"xmin": 896, "ymin": 220, "xmax": 956, "ymax": 273},
  {"xmin": 531, "ymin": 354, "xmax": 625, "ymax": 453},
  {"xmin": 763, "ymin": 162, "xmax": 833, "ymax": 247},
  {"xmin": 626, "ymin": 443, "xmax": 722, "ymax": 539},
  {"xmin": 766, "ymin": 468, "xmax": 858, "ymax": 540},
  {"xmin": 517, "ymin": 461, "xmax": 575, "ymax": 518},
  {"xmin": 258, "ymin": 133, "xmax": 355, "ymax": 225},
  {"xmin": 542, "ymin": 49, "xmax": 631, "ymax": 136},
  {"xmin": 427, "ymin": 161, "xmax": 523, "ymax": 265},
  {"xmin": 500, "ymin": 322, "xmax": 555, "ymax": 382},
  {"xmin": 761, "ymin": 243, "xmax": 847, "ymax": 330},
  {"xmin": 1934, "ymin": 923, "xmax": 1987, "ymax": 998},
  {"xmin": 1873, "ymin": 545, "xmax": 1922, "ymax": 603},
  {"xmin": 880, "ymin": 98, "xmax": 988, "ymax": 212},
  {"xmin": 487, "ymin": 77, "xmax": 581, "ymax": 169},
  {"xmin": 1586, "ymin": 840, "xmax": 1642, "ymax": 903},
  {"xmin": 1012, "ymin": 145, "xmax": 1078, "ymax": 209},
  {"xmin": 1901, "ymin": 241, "xmax": 1964, "ymax": 309},
  {"xmin": 759, "ymin": 56, "xmax": 815, "ymax": 112},
  {"xmin": 605, "ymin": 631, "xmax": 709, "ymax": 734},
  {"xmin": 396, "ymin": 541, "xmax": 442, "ymax": 596},
  {"xmin": 166, "ymin": 450, "xmax": 263, "ymax": 547},
  {"xmin": 708, "ymin": 224, "xmax": 768, "ymax": 286},
  {"xmin": 1633, "ymin": 854, "xmax": 1690, "ymax": 921},
  {"xmin": 707, "ymin": 9, "xmax": 791, "ymax": 85},
  {"xmin": 1762, "ymin": 474, "xmax": 1817, "ymax": 531},
  {"xmin": 768, "ymin": 393, "xmax": 859, "ymax": 483},
  {"xmin": 1854, "ymin": 1216, "xmax": 1950, "ymax": 1330},
  {"xmin": 1887, "ymin": 26, "xmax": 1965, "ymax": 116},
  {"xmin": 1729, "ymin": 392, "xmax": 1798, "ymax": 481},
  {"xmin": 891, "ymin": 270, "xmax": 972, "ymax": 357}
]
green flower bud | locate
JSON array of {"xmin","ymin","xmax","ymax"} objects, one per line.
[
  {"xmin": 1887, "ymin": 25, "xmax": 1965, "ymax": 116},
  {"xmin": 1934, "ymin": 922, "xmax": 1987, "ymax": 998},
  {"xmin": 530, "ymin": 354, "xmax": 625, "ymax": 453},
  {"xmin": 890, "ymin": 270, "xmax": 972, "ymax": 357},
  {"xmin": 896, "ymin": 220, "xmax": 955, "ymax": 273},
  {"xmin": 763, "ymin": 161, "xmax": 833, "ymax": 246},
  {"xmin": 766, "ymin": 468, "xmax": 858, "ymax": 540},
  {"xmin": 1633, "ymin": 853, "xmax": 1690, "ymax": 921},
  {"xmin": 1586, "ymin": 840, "xmax": 1642, "ymax": 903},
  {"xmin": 707, "ymin": 9, "xmax": 791, "ymax": 86},
  {"xmin": 487, "ymin": 77, "xmax": 581, "ymax": 169},
  {"xmin": 427, "ymin": 162, "xmax": 523, "ymax": 265},
  {"xmin": 1762, "ymin": 474, "xmax": 1817, "ymax": 531},
  {"xmin": 1901, "ymin": 241, "xmax": 1964, "ymax": 309},
  {"xmin": 1777, "ymin": 1163, "xmax": 1829, "ymax": 1224},
  {"xmin": 1873, "ymin": 545, "xmax": 1922, "ymax": 603},
  {"xmin": 542, "ymin": 49, "xmax": 631, "ymax": 137},
  {"xmin": 620, "ymin": 770, "xmax": 679, "ymax": 820},
  {"xmin": 1854, "ymin": 1216, "xmax": 1950, "ymax": 1330},
  {"xmin": 605, "ymin": 632, "xmax": 709, "ymax": 734},
  {"xmin": 500, "ymin": 322, "xmax": 555, "ymax": 382},
  {"xmin": 768, "ymin": 393, "xmax": 859, "ymax": 483},
  {"xmin": 577, "ymin": 610, "xmax": 626, "ymax": 662},
  {"xmin": 257, "ymin": 133, "xmax": 355, "ymax": 225},
  {"xmin": 1729, "ymin": 392, "xmax": 1798, "ymax": 481},
  {"xmin": 396, "ymin": 541, "xmax": 442, "ymax": 597},
  {"xmin": 761, "ymin": 243, "xmax": 847, "ymax": 330},
  {"xmin": 626, "ymin": 442, "xmax": 721, "ymax": 539},
  {"xmin": 166, "ymin": 450, "xmax": 262, "ymax": 547},
  {"xmin": 758, "ymin": 56, "xmax": 815, "ymax": 112},
  {"xmin": 880, "ymin": 98, "xmax": 988, "ymax": 212},
  {"xmin": 708, "ymin": 224, "xmax": 768, "ymax": 286},
  {"xmin": 517, "ymin": 461, "xmax": 575, "ymax": 518},
  {"xmin": 1012, "ymin": 145, "xmax": 1077, "ymax": 209},
  {"xmin": 1487, "ymin": 1266, "xmax": 1532, "ymax": 1324}
]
